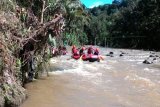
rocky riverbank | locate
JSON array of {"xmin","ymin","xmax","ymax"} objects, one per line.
[
  {"xmin": 0, "ymin": 4, "xmax": 62, "ymax": 107},
  {"xmin": 105, "ymin": 48, "xmax": 160, "ymax": 64},
  {"xmin": 0, "ymin": 11, "xmax": 27, "ymax": 107}
]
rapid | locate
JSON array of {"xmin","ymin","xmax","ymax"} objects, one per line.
[{"xmin": 21, "ymin": 47, "xmax": 160, "ymax": 107}]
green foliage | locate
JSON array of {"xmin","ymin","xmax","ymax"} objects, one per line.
[
  {"xmin": 86, "ymin": 0, "xmax": 160, "ymax": 50},
  {"xmin": 16, "ymin": 0, "xmax": 89, "ymax": 46},
  {"xmin": 110, "ymin": 0, "xmax": 160, "ymax": 49},
  {"xmin": 5, "ymin": 0, "xmax": 160, "ymax": 50},
  {"xmin": 85, "ymin": 5, "xmax": 114, "ymax": 46},
  {"xmin": 61, "ymin": 0, "xmax": 90, "ymax": 46},
  {"xmin": 16, "ymin": 0, "xmax": 31, "ymax": 7},
  {"xmin": 63, "ymin": 32, "xmax": 88, "ymax": 46}
]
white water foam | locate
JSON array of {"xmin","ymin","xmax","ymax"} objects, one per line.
[
  {"xmin": 143, "ymin": 68, "xmax": 155, "ymax": 73},
  {"xmin": 108, "ymin": 60, "xmax": 118, "ymax": 63},
  {"xmin": 124, "ymin": 74, "xmax": 155, "ymax": 87},
  {"xmin": 50, "ymin": 58, "xmax": 58, "ymax": 64},
  {"xmin": 50, "ymin": 59, "xmax": 105, "ymax": 86}
]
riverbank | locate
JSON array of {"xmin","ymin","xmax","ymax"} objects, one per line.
[
  {"xmin": 0, "ymin": 10, "xmax": 27, "ymax": 107},
  {"xmin": 0, "ymin": 84, "xmax": 26, "ymax": 107},
  {"xmin": 0, "ymin": 0, "xmax": 64, "ymax": 106}
]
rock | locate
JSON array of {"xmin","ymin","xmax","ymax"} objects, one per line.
[
  {"xmin": 155, "ymin": 55, "xmax": 159, "ymax": 57},
  {"xmin": 119, "ymin": 54, "xmax": 123, "ymax": 57},
  {"xmin": 153, "ymin": 58, "xmax": 157, "ymax": 60},
  {"xmin": 106, "ymin": 52, "xmax": 114, "ymax": 57},
  {"xmin": 120, "ymin": 51, "xmax": 126, "ymax": 54},
  {"xmin": 149, "ymin": 55, "xmax": 154, "ymax": 57},
  {"xmin": 110, "ymin": 55, "xmax": 114, "ymax": 57},
  {"xmin": 143, "ymin": 60, "xmax": 153, "ymax": 64},
  {"xmin": 109, "ymin": 52, "xmax": 114, "ymax": 55},
  {"xmin": 106, "ymin": 54, "xmax": 110, "ymax": 56},
  {"xmin": 150, "ymin": 52, "xmax": 155, "ymax": 54}
]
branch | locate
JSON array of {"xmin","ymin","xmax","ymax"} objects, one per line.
[
  {"xmin": 21, "ymin": 14, "xmax": 63, "ymax": 47},
  {"xmin": 44, "ymin": 4, "xmax": 51, "ymax": 12}
]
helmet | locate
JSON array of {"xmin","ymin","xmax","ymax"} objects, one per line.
[
  {"xmin": 82, "ymin": 47, "xmax": 85, "ymax": 50},
  {"xmin": 96, "ymin": 48, "xmax": 99, "ymax": 51},
  {"xmin": 72, "ymin": 45, "xmax": 76, "ymax": 48}
]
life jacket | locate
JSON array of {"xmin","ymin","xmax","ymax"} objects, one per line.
[
  {"xmin": 94, "ymin": 48, "xmax": 99, "ymax": 55},
  {"xmin": 72, "ymin": 48, "xmax": 78, "ymax": 56},
  {"xmin": 72, "ymin": 47, "xmax": 75, "ymax": 54},
  {"xmin": 87, "ymin": 47, "xmax": 93, "ymax": 54},
  {"xmin": 79, "ymin": 47, "xmax": 85, "ymax": 56},
  {"xmin": 72, "ymin": 45, "xmax": 76, "ymax": 53}
]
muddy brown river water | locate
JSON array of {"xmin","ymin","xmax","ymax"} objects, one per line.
[{"xmin": 21, "ymin": 48, "xmax": 160, "ymax": 107}]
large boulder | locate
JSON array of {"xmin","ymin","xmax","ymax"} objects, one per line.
[{"xmin": 143, "ymin": 60, "xmax": 153, "ymax": 64}]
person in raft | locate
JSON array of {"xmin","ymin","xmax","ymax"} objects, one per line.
[
  {"xmin": 79, "ymin": 46, "xmax": 86, "ymax": 56},
  {"xmin": 94, "ymin": 48, "xmax": 100, "ymax": 55},
  {"xmin": 72, "ymin": 45, "xmax": 79, "ymax": 56},
  {"xmin": 87, "ymin": 45, "xmax": 94, "ymax": 55}
]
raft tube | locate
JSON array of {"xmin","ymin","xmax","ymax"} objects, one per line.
[
  {"xmin": 88, "ymin": 54, "xmax": 100, "ymax": 62},
  {"xmin": 72, "ymin": 55, "xmax": 80, "ymax": 60},
  {"xmin": 72, "ymin": 54, "xmax": 100, "ymax": 62},
  {"xmin": 81, "ymin": 54, "xmax": 100, "ymax": 62}
]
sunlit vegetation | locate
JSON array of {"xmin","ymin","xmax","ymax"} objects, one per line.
[{"xmin": 84, "ymin": 0, "xmax": 160, "ymax": 50}]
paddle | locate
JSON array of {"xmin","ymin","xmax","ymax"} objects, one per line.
[
  {"xmin": 99, "ymin": 55, "xmax": 105, "ymax": 60},
  {"xmin": 79, "ymin": 55, "xmax": 83, "ymax": 61}
]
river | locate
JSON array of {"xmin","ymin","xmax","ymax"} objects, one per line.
[{"xmin": 21, "ymin": 47, "xmax": 160, "ymax": 107}]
